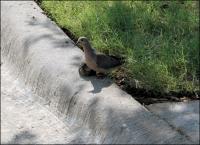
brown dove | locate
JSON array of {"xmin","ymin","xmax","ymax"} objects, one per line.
[{"xmin": 76, "ymin": 37, "xmax": 124, "ymax": 77}]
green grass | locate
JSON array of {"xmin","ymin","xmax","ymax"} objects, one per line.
[{"xmin": 40, "ymin": 1, "xmax": 199, "ymax": 93}]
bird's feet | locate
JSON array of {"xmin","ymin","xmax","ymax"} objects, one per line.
[
  {"xmin": 96, "ymin": 72, "xmax": 106, "ymax": 79},
  {"xmin": 79, "ymin": 63, "xmax": 96, "ymax": 76}
]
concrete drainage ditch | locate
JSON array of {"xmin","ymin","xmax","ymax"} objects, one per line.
[{"xmin": 1, "ymin": 1, "xmax": 197, "ymax": 144}]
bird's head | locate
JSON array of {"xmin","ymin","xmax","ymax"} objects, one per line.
[{"xmin": 76, "ymin": 37, "xmax": 90, "ymax": 48}]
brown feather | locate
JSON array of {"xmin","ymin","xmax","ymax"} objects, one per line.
[{"xmin": 96, "ymin": 54, "xmax": 122, "ymax": 69}]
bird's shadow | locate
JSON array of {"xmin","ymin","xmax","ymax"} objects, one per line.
[
  {"xmin": 79, "ymin": 70, "xmax": 113, "ymax": 94},
  {"xmin": 83, "ymin": 76, "xmax": 112, "ymax": 94}
]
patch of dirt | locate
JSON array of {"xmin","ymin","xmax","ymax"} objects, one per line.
[
  {"xmin": 113, "ymin": 68, "xmax": 199, "ymax": 105},
  {"xmin": 119, "ymin": 82, "xmax": 199, "ymax": 105}
]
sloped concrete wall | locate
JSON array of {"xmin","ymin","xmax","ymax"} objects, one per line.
[{"xmin": 1, "ymin": 1, "xmax": 192, "ymax": 144}]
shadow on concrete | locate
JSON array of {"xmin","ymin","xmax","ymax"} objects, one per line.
[
  {"xmin": 23, "ymin": 17, "xmax": 76, "ymax": 58},
  {"xmin": 69, "ymin": 55, "xmax": 83, "ymax": 67},
  {"xmin": 5, "ymin": 130, "xmax": 37, "ymax": 144},
  {"xmin": 66, "ymin": 99, "xmax": 189, "ymax": 144},
  {"xmin": 81, "ymin": 75, "xmax": 113, "ymax": 94}
]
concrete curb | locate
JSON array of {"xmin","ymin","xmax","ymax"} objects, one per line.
[
  {"xmin": 1, "ymin": 1, "xmax": 192, "ymax": 144},
  {"xmin": 147, "ymin": 101, "xmax": 199, "ymax": 143}
]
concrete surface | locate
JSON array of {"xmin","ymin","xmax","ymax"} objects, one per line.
[
  {"xmin": 147, "ymin": 101, "xmax": 199, "ymax": 144},
  {"xmin": 1, "ymin": 1, "xmax": 195, "ymax": 144},
  {"xmin": 1, "ymin": 65, "xmax": 73, "ymax": 144}
]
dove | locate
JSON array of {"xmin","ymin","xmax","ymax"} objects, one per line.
[{"xmin": 76, "ymin": 37, "xmax": 124, "ymax": 77}]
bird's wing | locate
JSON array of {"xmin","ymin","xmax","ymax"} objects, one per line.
[{"xmin": 96, "ymin": 54, "xmax": 122, "ymax": 69}]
